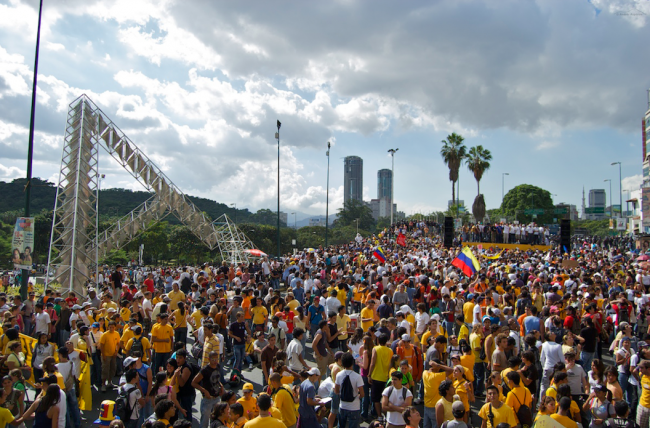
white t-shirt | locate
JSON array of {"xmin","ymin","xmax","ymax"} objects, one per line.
[
  {"xmin": 120, "ymin": 383, "xmax": 142, "ymax": 419},
  {"xmin": 616, "ymin": 348, "xmax": 635, "ymax": 374},
  {"xmin": 472, "ymin": 304, "xmax": 482, "ymax": 326},
  {"xmin": 287, "ymin": 339, "xmax": 304, "ymax": 371},
  {"xmin": 415, "ymin": 312, "xmax": 430, "ymax": 334},
  {"xmin": 142, "ymin": 299, "xmax": 153, "ymax": 318},
  {"xmin": 56, "ymin": 389, "xmax": 67, "ymax": 428},
  {"xmin": 382, "ymin": 385, "xmax": 413, "ymax": 425},
  {"xmin": 35, "ymin": 312, "xmax": 50, "ymax": 334},
  {"xmin": 335, "ymin": 369, "xmax": 364, "ymax": 411}
]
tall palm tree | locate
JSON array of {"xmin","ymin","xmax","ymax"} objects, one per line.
[
  {"xmin": 466, "ymin": 145, "xmax": 492, "ymax": 222},
  {"xmin": 466, "ymin": 145, "xmax": 492, "ymax": 194},
  {"xmin": 440, "ymin": 133, "xmax": 467, "ymax": 210}
]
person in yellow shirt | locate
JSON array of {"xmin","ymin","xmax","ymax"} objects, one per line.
[
  {"xmin": 98, "ymin": 321, "xmax": 121, "ymax": 392},
  {"xmin": 243, "ymin": 393, "xmax": 286, "ymax": 428},
  {"xmin": 360, "ymin": 300, "xmax": 376, "ymax": 332},
  {"xmin": 336, "ymin": 306, "xmax": 351, "ymax": 346},
  {"xmin": 478, "ymin": 385, "xmax": 517, "ymax": 428},
  {"xmin": 636, "ymin": 360, "xmax": 650, "ymax": 427},
  {"xmin": 251, "ymin": 298, "xmax": 268, "ymax": 332},
  {"xmin": 171, "ymin": 302, "xmax": 189, "ymax": 346},
  {"xmin": 368, "ymin": 333, "xmax": 393, "ymax": 419},
  {"xmin": 120, "ymin": 318, "xmax": 141, "ymax": 349},
  {"xmin": 551, "ymin": 397, "xmax": 578, "ymax": 428},
  {"xmin": 504, "ymin": 372, "xmax": 533, "ymax": 426},
  {"xmin": 238, "ymin": 383, "xmax": 259, "ymax": 420},
  {"xmin": 124, "ymin": 326, "xmax": 151, "ymax": 363},
  {"xmin": 151, "ymin": 313, "xmax": 174, "ymax": 374},
  {"xmin": 269, "ymin": 373, "xmax": 297, "ymax": 428},
  {"xmin": 286, "ymin": 294, "xmax": 300, "ymax": 312},
  {"xmin": 42, "ymin": 356, "xmax": 66, "ymax": 391},
  {"xmin": 167, "ymin": 283, "xmax": 185, "ymax": 311}
]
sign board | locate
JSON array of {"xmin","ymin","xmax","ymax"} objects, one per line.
[
  {"xmin": 616, "ymin": 218, "xmax": 627, "ymax": 231},
  {"xmin": 524, "ymin": 209, "xmax": 544, "ymax": 215},
  {"xmin": 292, "ymin": 239, "xmax": 296, "ymax": 245},
  {"xmin": 11, "ymin": 217, "xmax": 34, "ymax": 269},
  {"xmin": 500, "ymin": 218, "xmax": 507, "ymax": 224},
  {"xmin": 553, "ymin": 207, "xmax": 569, "ymax": 214},
  {"xmin": 585, "ymin": 207, "xmax": 605, "ymax": 214},
  {"xmin": 532, "ymin": 214, "xmax": 537, "ymax": 219},
  {"xmin": 454, "ymin": 218, "xmax": 462, "ymax": 230},
  {"xmin": 612, "ymin": 205, "xmax": 621, "ymax": 212}
]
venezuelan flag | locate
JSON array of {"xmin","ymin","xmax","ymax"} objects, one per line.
[
  {"xmin": 451, "ymin": 247, "xmax": 481, "ymax": 277},
  {"xmin": 373, "ymin": 246, "xmax": 386, "ymax": 263}
]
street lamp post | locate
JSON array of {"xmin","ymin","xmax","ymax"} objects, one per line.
[
  {"xmin": 502, "ymin": 173, "xmax": 509, "ymax": 207},
  {"xmin": 604, "ymin": 179, "xmax": 612, "ymax": 217},
  {"xmin": 21, "ymin": 0, "xmax": 44, "ymax": 300},
  {"xmin": 612, "ymin": 162, "xmax": 622, "ymax": 218},
  {"xmin": 388, "ymin": 148, "xmax": 398, "ymax": 226},
  {"xmin": 230, "ymin": 203, "xmax": 237, "ymax": 223},
  {"xmin": 276, "ymin": 120, "xmax": 281, "ymax": 258},
  {"xmin": 355, "ymin": 218, "xmax": 360, "ymax": 234},
  {"xmin": 96, "ymin": 174, "xmax": 105, "ymax": 283},
  {"xmin": 326, "ymin": 142, "xmax": 330, "ymax": 247}
]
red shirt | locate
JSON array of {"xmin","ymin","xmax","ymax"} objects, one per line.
[
  {"xmin": 611, "ymin": 303, "xmax": 632, "ymax": 326},
  {"xmin": 65, "ymin": 296, "xmax": 78, "ymax": 306},
  {"xmin": 284, "ymin": 311, "xmax": 295, "ymax": 333},
  {"xmin": 144, "ymin": 278, "xmax": 154, "ymax": 294}
]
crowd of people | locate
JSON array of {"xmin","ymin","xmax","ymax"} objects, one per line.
[{"xmin": 1, "ymin": 223, "xmax": 650, "ymax": 428}]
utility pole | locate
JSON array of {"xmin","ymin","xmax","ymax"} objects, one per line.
[
  {"xmin": 388, "ymin": 148, "xmax": 398, "ymax": 226},
  {"xmin": 326, "ymin": 142, "xmax": 330, "ymax": 247},
  {"xmin": 276, "ymin": 120, "xmax": 281, "ymax": 258}
]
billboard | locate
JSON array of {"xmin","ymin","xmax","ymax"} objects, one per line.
[
  {"xmin": 11, "ymin": 217, "xmax": 34, "ymax": 270},
  {"xmin": 616, "ymin": 218, "xmax": 627, "ymax": 231}
]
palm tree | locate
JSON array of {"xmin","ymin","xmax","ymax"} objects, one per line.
[
  {"xmin": 466, "ymin": 145, "xmax": 492, "ymax": 222},
  {"xmin": 466, "ymin": 145, "xmax": 492, "ymax": 194},
  {"xmin": 440, "ymin": 133, "xmax": 467, "ymax": 210}
]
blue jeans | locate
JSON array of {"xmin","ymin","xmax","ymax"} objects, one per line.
[
  {"xmin": 233, "ymin": 344, "xmax": 246, "ymax": 372},
  {"xmin": 443, "ymin": 320, "xmax": 454, "ymax": 336},
  {"xmin": 310, "ymin": 324, "xmax": 319, "ymax": 340},
  {"xmin": 301, "ymin": 334, "xmax": 307, "ymax": 358},
  {"xmin": 65, "ymin": 388, "xmax": 81, "ymax": 428},
  {"xmin": 619, "ymin": 372, "xmax": 635, "ymax": 406},
  {"xmin": 423, "ymin": 406, "xmax": 437, "ymax": 428},
  {"xmin": 137, "ymin": 401, "xmax": 152, "ymax": 428},
  {"xmin": 179, "ymin": 394, "xmax": 194, "ymax": 421},
  {"xmin": 338, "ymin": 408, "xmax": 360, "ymax": 428},
  {"xmin": 580, "ymin": 351, "xmax": 595, "ymax": 373},
  {"xmin": 153, "ymin": 352, "xmax": 170, "ymax": 375},
  {"xmin": 474, "ymin": 362, "xmax": 486, "ymax": 396},
  {"xmin": 91, "ymin": 352, "xmax": 102, "ymax": 385},
  {"xmin": 200, "ymin": 397, "xmax": 219, "ymax": 428},
  {"xmin": 361, "ymin": 377, "xmax": 372, "ymax": 419}
]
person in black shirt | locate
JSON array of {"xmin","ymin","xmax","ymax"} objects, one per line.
[
  {"xmin": 111, "ymin": 265, "xmax": 123, "ymax": 292},
  {"xmin": 229, "ymin": 312, "xmax": 251, "ymax": 373},
  {"xmin": 520, "ymin": 350, "xmax": 539, "ymax": 397},
  {"xmin": 175, "ymin": 349, "xmax": 195, "ymax": 421},
  {"xmin": 579, "ymin": 317, "xmax": 598, "ymax": 372},
  {"xmin": 377, "ymin": 295, "xmax": 394, "ymax": 320},
  {"xmin": 191, "ymin": 351, "xmax": 223, "ymax": 428}
]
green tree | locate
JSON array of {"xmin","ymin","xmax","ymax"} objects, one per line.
[
  {"xmin": 501, "ymin": 184, "xmax": 555, "ymax": 224},
  {"xmin": 440, "ymin": 133, "xmax": 467, "ymax": 210},
  {"xmin": 334, "ymin": 199, "xmax": 375, "ymax": 232}
]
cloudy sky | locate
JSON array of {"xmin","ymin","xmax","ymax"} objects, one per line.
[{"xmin": 1, "ymin": 0, "xmax": 650, "ymax": 219}]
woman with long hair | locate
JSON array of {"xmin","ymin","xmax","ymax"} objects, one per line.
[
  {"xmin": 451, "ymin": 365, "xmax": 474, "ymax": 423},
  {"xmin": 360, "ymin": 335, "xmax": 375, "ymax": 420},
  {"xmin": 172, "ymin": 302, "xmax": 188, "ymax": 346},
  {"xmin": 583, "ymin": 384, "xmax": 615, "ymax": 428},
  {"xmin": 588, "ymin": 359, "xmax": 606, "ymax": 390},
  {"xmin": 605, "ymin": 366, "xmax": 623, "ymax": 404},
  {"xmin": 348, "ymin": 327, "xmax": 364, "ymax": 372},
  {"xmin": 31, "ymin": 333, "xmax": 53, "ymax": 381},
  {"xmin": 294, "ymin": 307, "xmax": 307, "ymax": 357},
  {"xmin": 22, "ymin": 384, "xmax": 60, "ymax": 428}
]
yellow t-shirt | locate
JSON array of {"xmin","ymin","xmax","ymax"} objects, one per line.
[
  {"xmin": 0, "ymin": 406, "xmax": 14, "ymax": 428},
  {"xmin": 272, "ymin": 387, "xmax": 297, "ymax": 427},
  {"xmin": 151, "ymin": 323, "xmax": 174, "ymax": 353},
  {"xmin": 452, "ymin": 379, "xmax": 470, "ymax": 412},
  {"xmin": 370, "ymin": 345, "xmax": 393, "ymax": 382},
  {"xmin": 551, "ymin": 414, "xmax": 578, "ymax": 428},
  {"xmin": 336, "ymin": 289, "xmax": 346, "ymax": 308},
  {"xmin": 102, "ymin": 301, "xmax": 118, "ymax": 312},
  {"xmin": 505, "ymin": 387, "xmax": 532, "ymax": 422},
  {"xmin": 460, "ymin": 355, "xmax": 475, "ymax": 382},
  {"xmin": 458, "ymin": 324, "xmax": 470, "ymax": 343},
  {"xmin": 470, "ymin": 333, "xmax": 484, "ymax": 362},
  {"xmin": 641, "ymin": 375, "xmax": 650, "ymax": 408},
  {"xmin": 478, "ymin": 403, "xmax": 517, "ymax": 428},
  {"xmin": 120, "ymin": 307, "xmax": 131, "ymax": 322},
  {"xmin": 172, "ymin": 309, "xmax": 187, "ymax": 328},
  {"xmin": 237, "ymin": 396, "xmax": 259, "ymax": 420},
  {"xmin": 287, "ymin": 300, "xmax": 300, "ymax": 312},
  {"xmin": 336, "ymin": 314, "xmax": 350, "ymax": 341},
  {"xmin": 45, "ymin": 371, "xmax": 66, "ymax": 391},
  {"xmin": 243, "ymin": 416, "xmax": 286, "ymax": 428},
  {"xmin": 190, "ymin": 310, "xmax": 203, "ymax": 328},
  {"xmin": 360, "ymin": 307, "xmax": 374, "ymax": 332},
  {"xmin": 422, "ymin": 371, "xmax": 447, "ymax": 408},
  {"xmin": 167, "ymin": 290, "xmax": 185, "ymax": 311},
  {"xmin": 251, "ymin": 306, "xmax": 268, "ymax": 325},
  {"xmin": 121, "ymin": 326, "xmax": 135, "ymax": 346},
  {"xmin": 99, "ymin": 331, "xmax": 121, "ymax": 357}
]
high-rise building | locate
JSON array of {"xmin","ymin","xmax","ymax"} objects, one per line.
[
  {"xmin": 587, "ymin": 189, "xmax": 606, "ymax": 220},
  {"xmin": 344, "ymin": 156, "xmax": 363, "ymax": 204},
  {"xmin": 377, "ymin": 169, "xmax": 392, "ymax": 201}
]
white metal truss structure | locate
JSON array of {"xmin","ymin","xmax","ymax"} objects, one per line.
[{"xmin": 47, "ymin": 94, "xmax": 257, "ymax": 295}]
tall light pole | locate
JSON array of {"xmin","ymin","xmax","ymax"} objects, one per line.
[
  {"xmin": 502, "ymin": 173, "xmax": 509, "ymax": 207},
  {"xmin": 275, "ymin": 120, "xmax": 281, "ymax": 258},
  {"xmin": 355, "ymin": 218, "xmax": 360, "ymax": 234},
  {"xmin": 95, "ymin": 174, "xmax": 105, "ymax": 283},
  {"xmin": 612, "ymin": 162, "xmax": 622, "ymax": 217},
  {"xmin": 388, "ymin": 148, "xmax": 398, "ymax": 226},
  {"xmin": 291, "ymin": 212, "xmax": 296, "ymax": 229},
  {"xmin": 604, "ymin": 179, "xmax": 612, "ymax": 217},
  {"xmin": 325, "ymin": 142, "xmax": 330, "ymax": 247},
  {"xmin": 230, "ymin": 203, "xmax": 237, "ymax": 223},
  {"xmin": 21, "ymin": 0, "xmax": 44, "ymax": 300}
]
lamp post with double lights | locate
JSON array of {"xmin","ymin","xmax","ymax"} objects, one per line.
[{"xmin": 275, "ymin": 120, "xmax": 281, "ymax": 258}]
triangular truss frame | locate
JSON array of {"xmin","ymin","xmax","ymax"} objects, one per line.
[{"xmin": 46, "ymin": 94, "xmax": 256, "ymax": 295}]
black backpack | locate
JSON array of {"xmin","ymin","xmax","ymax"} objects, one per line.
[
  {"xmin": 340, "ymin": 373, "xmax": 356, "ymax": 402},
  {"xmin": 619, "ymin": 305, "xmax": 630, "ymax": 324},
  {"xmin": 513, "ymin": 389, "xmax": 533, "ymax": 428},
  {"xmin": 114, "ymin": 385, "xmax": 137, "ymax": 421},
  {"xmin": 130, "ymin": 336, "xmax": 144, "ymax": 357},
  {"xmin": 386, "ymin": 385, "xmax": 408, "ymax": 402}
]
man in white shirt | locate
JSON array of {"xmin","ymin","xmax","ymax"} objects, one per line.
[
  {"xmin": 334, "ymin": 353, "xmax": 365, "ymax": 424},
  {"xmin": 34, "ymin": 303, "xmax": 50, "ymax": 337},
  {"xmin": 381, "ymin": 371, "xmax": 413, "ymax": 427},
  {"xmin": 540, "ymin": 331, "xmax": 566, "ymax": 397},
  {"xmin": 286, "ymin": 328, "xmax": 309, "ymax": 371},
  {"xmin": 120, "ymin": 369, "xmax": 145, "ymax": 428}
]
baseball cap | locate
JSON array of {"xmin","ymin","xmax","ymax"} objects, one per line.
[
  {"xmin": 243, "ymin": 383, "xmax": 254, "ymax": 392},
  {"xmin": 92, "ymin": 322, "xmax": 100, "ymax": 328},
  {"xmin": 38, "ymin": 374, "xmax": 58, "ymax": 384},
  {"xmin": 639, "ymin": 341, "xmax": 648, "ymax": 348},
  {"xmin": 593, "ymin": 384, "xmax": 607, "ymax": 393},
  {"xmin": 123, "ymin": 357, "xmax": 137, "ymax": 367},
  {"xmin": 402, "ymin": 334, "xmax": 411, "ymax": 341},
  {"xmin": 308, "ymin": 367, "xmax": 321, "ymax": 376},
  {"xmin": 452, "ymin": 400, "xmax": 465, "ymax": 414}
]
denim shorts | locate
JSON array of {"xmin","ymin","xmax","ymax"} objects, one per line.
[{"xmin": 329, "ymin": 389, "xmax": 340, "ymax": 415}]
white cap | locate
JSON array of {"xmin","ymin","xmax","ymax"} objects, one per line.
[{"xmin": 307, "ymin": 367, "xmax": 320, "ymax": 376}]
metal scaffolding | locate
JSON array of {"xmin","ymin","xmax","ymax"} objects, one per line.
[{"xmin": 47, "ymin": 95, "xmax": 257, "ymax": 295}]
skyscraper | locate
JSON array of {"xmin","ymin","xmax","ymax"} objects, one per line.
[
  {"xmin": 344, "ymin": 156, "xmax": 363, "ymax": 204},
  {"xmin": 377, "ymin": 169, "xmax": 392, "ymax": 202}
]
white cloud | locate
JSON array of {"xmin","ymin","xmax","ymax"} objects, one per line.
[{"xmin": 622, "ymin": 173, "xmax": 643, "ymax": 191}]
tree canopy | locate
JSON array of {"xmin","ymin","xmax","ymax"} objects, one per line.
[{"xmin": 501, "ymin": 184, "xmax": 555, "ymax": 224}]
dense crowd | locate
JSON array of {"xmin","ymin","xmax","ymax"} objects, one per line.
[{"xmin": 1, "ymin": 221, "xmax": 650, "ymax": 428}]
